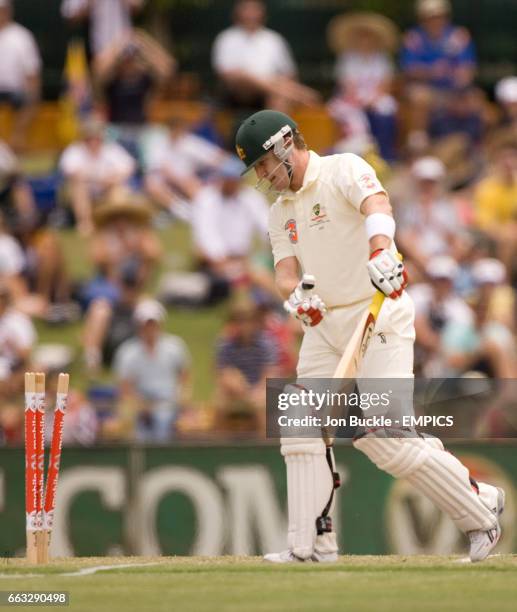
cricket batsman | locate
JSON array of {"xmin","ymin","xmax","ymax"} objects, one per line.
[{"xmin": 235, "ymin": 110, "xmax": 505, "ymax": 563}]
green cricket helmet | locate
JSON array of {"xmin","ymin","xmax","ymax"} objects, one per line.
[{"xmin": 235, "ymin": 110, "xmax": 298, "ymax": 174}]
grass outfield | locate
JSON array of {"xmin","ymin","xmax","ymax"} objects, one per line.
[{"xmin": 1, "ymin": 556, "xmax": 517, "ymax": 612}]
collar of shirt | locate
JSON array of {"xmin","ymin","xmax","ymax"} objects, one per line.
[{"xmin": 279, "ymin": 150, "xmax": 321, "ymax": 203}]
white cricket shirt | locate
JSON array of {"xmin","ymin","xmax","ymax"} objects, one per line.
[{"xmin": 269, "ymin": 151, "xmax": 393, "ymax": 308}]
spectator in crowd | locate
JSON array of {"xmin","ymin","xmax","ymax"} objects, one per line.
[
  {"xmin": 144, "ymin": 116, "xmax": 227, "ymax": 216},
  {"xmin": 409, "ymin": 256, "xmax": 472, "ymax": 375},
  {"xmin": 400, "ymin": 0, "xmax": 477, "ymax": 150},
  {"xmin": 89, "ymin": 186, "xmax": 161, "ymax": 285},
  {"xmin": 212, "ymin": 0, "xmax": 319, "ymax": 117},
  {"xmin": 0, "ymin": 140, "xmax": 37, "ymax": 236},
  {"xmin": 93, "ymin": 28, "xmax": 176, "ymax": 162},
  {"xmin": 61, "ymin": 0, "xmax": 145, "ymax": 57},
  {"xmin": 0, "ymin": 282, "xmax": 36, "ymax": 397},
  {"xmin": 114, "ymin": 298, "xmax": 191, "ymax": 443},
  {"xmin": 255, "ymin": 292, "xmax": 297, "ymax": 378},
  {"xmin": 428, "ymin": 85, "xmax": 484, "ymax": 145},
  {"xmin": 0, "ymin": 209, "xmax": 73, "ymax": 322},
  {"xmin": 191, "ymin": 156, "xmax": 269, "ymax": 286},
  {"xmin": 474, "ymin": 138, "xmax": 517, "ymax": 274},
  {"xmin": 470, "ymin": 258, "xmax": 515, "ymax": 333},
  {"xmin": 0, "ymin": 0, "xmax": 41, "ymax": 150},
  {"xmin": 396, "ymin": 156, "xmax": 462, "ymax": 276},
  {"xmin": 215, "ymin": 299, "xmax": 278, "ymax": 432},
  {"xmin": 59, "ymin": 115, "xmax": 136, "ymax": 236},
  {"xmin": 327, "ymin": 12, "xmax": 399, "ymax": 161},
  {"xmin": 441, "ymin": 290, "xmax": 517, "ymax": 378},
  {"xmin": 82, "ymin": 257, "xmax": 144, "ymax": 372},
  {"xmin": 494, "ymin": 76, "xmax": 517, "ymax": 130}
]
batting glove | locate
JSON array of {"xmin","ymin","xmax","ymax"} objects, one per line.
[
  {"xmin": 284, "ymin": 276, "xmax": 327, "ymax": 327},
  {"xmin": 367, "ymin": 249, "xmax": 408, "ymax": 299}
]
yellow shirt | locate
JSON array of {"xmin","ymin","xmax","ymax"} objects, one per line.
[
  {"xmin": 474, "ymin": 176, "xmax": 517, "ymax": 229},
  {"xmin": 268, "ymin": 151, "xmax": 395, "ymax": 308}
]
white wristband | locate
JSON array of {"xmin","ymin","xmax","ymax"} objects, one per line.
[{"xmin": 365, "ymin": 213, "xmax": 396, "ymax": 240}]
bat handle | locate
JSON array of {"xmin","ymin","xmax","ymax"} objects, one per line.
[{"xmin": 301, "ymin": 273, "xmax": 315, "ymax": 291}]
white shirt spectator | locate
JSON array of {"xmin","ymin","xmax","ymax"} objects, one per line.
[
  {"xmin": 398, "ymin": 198, "xmax": 461, "ymax": 258},
  {"xmin": 114, "ymin": 334, "xmax": 190, "ymax": 404},
  {"xmin": 0, "ymin": 234, "xmax": 24, "ymax": 276},
  {"xmin": 335, "ymin": 52, "xmax": 393, "ymax": 107},
  {"xmin": 213, "ymin": 26, "xmax": 296, "ymax": 79},
  {"xmin": 146, "ymin": 132, "xmax": 223, "ymax": 180},
  {"xmin": 409, "ymin": 283, "xmax": 473, "ymax": 327},
  {"xmin": 0, "ymin": 307, "xmax": 36, "ymax": 380},
  {"xmin": 61, "ymin": 0, "xmax": 143, "ymax": 55},
  {"xmin": 192, "ymin": 184, "xmax": 269, "ymax": 261},
  {"xmin": 59, "ymin": 141, "xmax": 135, "ymax": 188},
  {"xmin": 0, "ymin": 23, "xmax": 41, "ymax": 92}
]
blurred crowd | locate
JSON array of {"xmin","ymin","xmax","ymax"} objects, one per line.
[{"xmin": 0, "ymin": 0, "xmax": 516, "ymax": 445}]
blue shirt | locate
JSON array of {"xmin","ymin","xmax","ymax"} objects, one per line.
[
  {"xmin": 216, "ymin": 332, "xmax": 277, "ymax": 385},
  {"xmin": 400, "ymin": 25, "xmax": 476, "ymax": 90}
]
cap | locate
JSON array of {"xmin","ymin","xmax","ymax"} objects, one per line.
[
  {"xmin": 416, "ymin": 0, "xmax": 451, "ymax": 18},
  {"xmin": 134, "ymin": 298, "xmax": 166, "ymax": 324},
  {"xmin": 426, "ymin": 256, "xmax": 458, "ymax": 280},
  {"xmin": 411, "ymin": 156, "xmax": 446, "ymax": 181},
  {"xmin": 471, "ymin": 258, "xmax": 506, "ymax": 286},
  {"xmin": 235, "ymin": 110, "xmax": 297, "ymax": 174},
  {"xmin": 495, "ymin": 76, "xmax": 517, "ymax": 104}
]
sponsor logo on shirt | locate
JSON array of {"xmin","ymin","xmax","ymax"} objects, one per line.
[
  {"xmin": 284, "ymin": 218, "xmax": 298, "ymax": 244},
  {"xmin": 310, "ymin": 203, "xmax": 329, "ymax": 228}
]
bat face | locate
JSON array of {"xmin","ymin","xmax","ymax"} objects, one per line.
[
  {"xmin": 360, "ymin": 313, "xmax": 377, "ymax": 359},
  {"xmin": 333, "ymin": 292, "xmax": 385, "ymax": 380}
]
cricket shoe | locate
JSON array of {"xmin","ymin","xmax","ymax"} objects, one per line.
[
  {"xmin": 468, "ymin": 486, "xmax": 505, "ymax": 562},
  {"xmin": 263, "ymin": 550, "xmax": 338, "ymax": 563}
]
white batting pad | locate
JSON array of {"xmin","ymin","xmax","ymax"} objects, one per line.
[
  {"xmin": 280, "ymin": 438, "xmax": 335, "ymax": 559},
  {"xmin": 354, "ymin": 435, "xmax": 497, "ymax": 532}
]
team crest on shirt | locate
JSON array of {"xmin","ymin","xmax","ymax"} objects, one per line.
[
  {"xmin": 310, "ymin": 203, "xmax": 329, "ymax": 228},
  {"xmin": 285, "ymin": 218, "xmax": 298, "ymax": 244},
  {"xmin": 359, "ymin": 173, "xmax": 378, "ymax": 191}
]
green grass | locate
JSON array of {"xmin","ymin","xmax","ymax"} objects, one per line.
[{"xmin": 0, "ymin": 556, "xmax": 516, "ymax": 612}]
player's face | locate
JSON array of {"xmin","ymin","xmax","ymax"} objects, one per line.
[{"xmin": 254, "ymin": 152, "xmax": 291, "ymax": 194}]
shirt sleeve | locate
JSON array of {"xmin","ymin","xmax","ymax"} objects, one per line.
[
  {"xmin": 169, "ymin": 337, "xmax": 191, "ymax": 372},
  {"xmin": 274, "ymin": 34, "xmax": 297, "ymax": 76},
  {"xmin": 108, "ymin": 144, "xmax": 136, "ymax": 176},
  {"xmin": 19, "ymin": 30, "xmax": 41, "ymax": 78},
  {"xmin": 59, "ymin": 145, "xmax": 82, "ymax": 176},
  {"xmin": 113, "ymin": 342, "xmax": 135, "ymax": 381},
  {"xmin": 212, "ymin": 30, "xmax": 235, "ymax": 73},
  {"xmin": 336, "ymin": 153, "xmax": 386, "ymax": 211},
  {"xmin": 268, "ymin": 202, "xmax": 295, "ymax": 266}
]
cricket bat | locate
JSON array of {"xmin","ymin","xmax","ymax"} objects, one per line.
[
  {"xmin": 322, "ymin": 290, "xmax": 385, "ymax": 445},
  {"xmin": 332, "ymin": 290, "xmax": 385, "ymax": 379}
]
